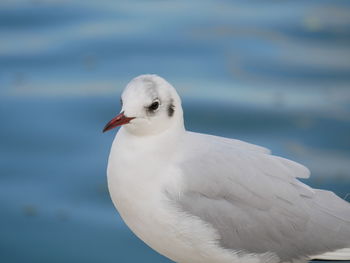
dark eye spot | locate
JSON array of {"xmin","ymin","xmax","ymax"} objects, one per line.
[
  {"xmin": 168, "ymin": 102, "xmax": 175, "ymax": 117},
  {"xmin": 148, "ymin": 101, "xmax": 159, "ymax": 111}
]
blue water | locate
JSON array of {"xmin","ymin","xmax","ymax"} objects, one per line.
[{"xmin": 1, "ymin": 1, "xmax": 349, "ymax": 262}]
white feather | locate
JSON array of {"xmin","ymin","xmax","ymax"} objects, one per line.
[
  {"xmin": 312, "ymin": 248, "xmax": 350, "ymax": 260},
  {"xmin": 106, "ymin": 75, "xmax": 350, "ymax": 263}
]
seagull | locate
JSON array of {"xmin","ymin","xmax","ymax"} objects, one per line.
[{"xmin": 103, "ymin": 74, "xmax": 350, "ymax": 263}]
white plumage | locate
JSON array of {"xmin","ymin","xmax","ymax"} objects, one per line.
[{"xmin": 104, "ymin": 74, "xmax": 350, "ymax": 263}]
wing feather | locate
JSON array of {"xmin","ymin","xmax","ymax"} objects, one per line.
[{"xmin": 166, "ymin": 132, "xmax": 350, "ymax": 262}]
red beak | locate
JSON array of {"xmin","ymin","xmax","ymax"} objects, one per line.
[{"xmin": 103, "ymin": 111, "xmax": 135, "ymax": 133}]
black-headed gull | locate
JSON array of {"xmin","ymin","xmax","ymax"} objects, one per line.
[{"xmin": 103, "ymin": 74, "xmax": 350, "ymax": 263}]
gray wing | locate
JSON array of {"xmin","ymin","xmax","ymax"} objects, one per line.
[{"xmin": 167, "ymin": 132, "xmax": 350, "ymax": 262}]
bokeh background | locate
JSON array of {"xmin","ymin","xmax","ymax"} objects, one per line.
[{"xmin": 1, "ymin": 0, "xmax": 350, "ymax": 262}]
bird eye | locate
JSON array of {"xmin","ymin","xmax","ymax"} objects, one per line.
[
  {"xmin": 148, "ymin": 100, "xmax": 160, "ymax": 111},
  {"xmin": 148, "ymin": 101, "xmax": 159, "ymax": 111}
]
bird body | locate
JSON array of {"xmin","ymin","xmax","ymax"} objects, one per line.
[
  {"xmin": 104, "ymin": 75, "xmax": 350, "ymax": 263},
  {"xmin": 107, "ymin": 128, "xmax": 247, "ymax": 263}
]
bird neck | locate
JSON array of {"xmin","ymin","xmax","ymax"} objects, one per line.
[{"xmin": 116, "ymin": 121, "xmax": 184, "ymax": 156}]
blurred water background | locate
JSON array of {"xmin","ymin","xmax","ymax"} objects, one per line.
[{"xmin": 1, "ymin": 0, "xmax": 350, "ymax": 262}]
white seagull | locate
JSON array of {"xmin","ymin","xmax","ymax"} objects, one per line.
[{"xmin": 103, "ymin": 74, "xmax": 350, "ymax": 263}]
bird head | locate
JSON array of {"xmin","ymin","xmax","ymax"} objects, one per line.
[{"xmin": 103, "ymin": 74, "xmax": 183, "ymax": 136}]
